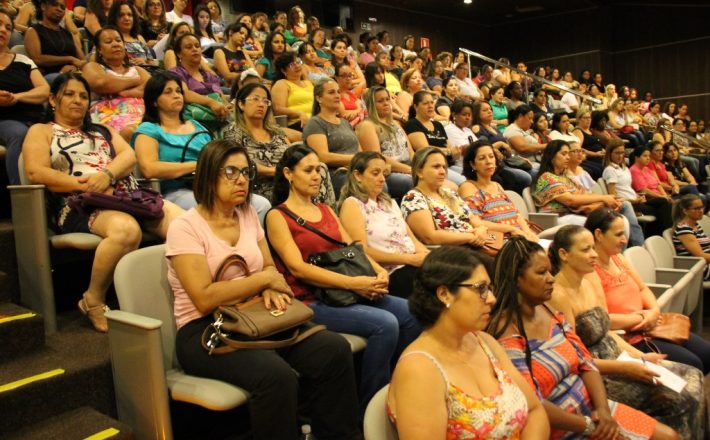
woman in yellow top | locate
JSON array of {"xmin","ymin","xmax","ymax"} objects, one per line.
[{"xmin": 271, "ymin": 52, "xmax": 314, "ymax": 131}]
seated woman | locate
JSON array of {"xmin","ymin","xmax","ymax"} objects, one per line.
[
  {"xmin": 459, "ymin": 141, "xmax": 540, "ymax": 242},
  {"xmin": 587, "ymin": 208, "xmax": 710, "ymax": 374},
  {"xmin": 25, "ymin": 0, "xmax": 85, "ymax": 82},
  {"xmin": 434, "ymin": 77, "xmax": 458, "ymax": 120},
  {"xmin": 630, "ymin": 143, "xmax": 674, "ymax": 201},
  {"xmin": 567, "ymin": 142, "xmax": 644, "ymax": 246},
  {"xmin": 330, "ymin": 36, "xmax": 365, "ymax": 92},
  {"xmin": 664, "ymin": 143, "xmax": 703, "ymax": 197},
  {"xmin": 424, "ymin": 58, "xmax": 445, "ymax": 95},
  {"xmin": 471, "ymin": 100, "xmax": 532, "ymax": 193},
  {"xmin": 549, "ymin": 223, "xmax": 702, "ymax": 439},
  {"xmin": 404, "ymin": 91, "xmax": 466, "ymax": 185},
  {"xmin": 212, "ymin": 23, "xmax": 253, "ymax": 86},
  {"xmin": 336, "ymin": 63, "xmax": 366, "ymax": 127},
  {"xmin": 107, "ymin": 0, "xmax": 157, "ymax": 67},
  {"xmin": 648, "ymin": 140, "xmax": 702, "ymax": 200},
  {"xmin": 265, "ymin": 144, "xmax": 421, "ymax": 412},
  {"xmin": 283, "ymin": 5, "xmax": 306, "ymax": 46},
  {"xmin": 299, "ymin": 41, "xmax": 331, "ymax": 84},
  {"xmin": 84, "ymin": 0, "xmax": 112, "ymax": 37},
  {"xmin": 396, "ymin": 68, "xmax": 427, "ymax": 121},
  {"xmin": 529, "ymin": 89, "xmax": 552, "ymax": 121},
  {"xmin": 0, "ymin": 9, "xmax": 50, "ymax": 185},
  {"xmin": 192, "ymin": 4, "xmax": 218, "ymax": 56},
  {"xmin": 23, "ymin": 73, "xmax": 182, "ymax": 332},
  {"xmin": 164, "ymin": 0, "xmax": 191, "ymax": 26},
  {"xmin": 532, "ymin": 112, "xmax": 552, "ymax": 145},
  {"xmin": 443, "ymin": 99, "xmax": 476, "ymax": 175},
  {"xmin": 607, "ymin": 98, "xmax": 644, "ymax": 147},
  {"xmin": 271, "ymin": 52, "xmax": 313, "ymax": 131},
  {"xmin": 603, "ymin": 140, "xmax": 672, "ymax": 236},
  {"xmin": 489, "ymin": 237, "xmax": 668, "ymax": 440},
  {"xmin": 572, "ymin": 108, "xmax": 606, "ymax": 179},
  {"xmin": 303, "ymin": 79, "xmax": 361, "ymax": 197},
  {"xmin": 400, "ymin": 147, "xmax": 491, "ymax": 249},
  {"xmin": 532, "ymin": 140, "xmax": 621, "ymax": 226},
  {"xmin": 205, "ymin": 0, "xmax": 224, "ymax": 38},
  {"xmin": 254, "ymin": 31, "xmax": 286, "ymax": 84},
  {"xmin": 139, "ymin": 0, "xmax": 170, "ymax": 48},
  {"xmin": 356, "ymin": 86, "xmax": 414, "ymax": 202},
  {"xmin": 673, "ymin": 194, "xmax": 710, "ymax": 279},
  {"xmin": 82, "ymin": 26, "xmax": 150, "ymax": 140},
  {"xmin": 154, "ymin": 20, "xmax": 188, "ymax": 64},
  {"xmin": 338, "ymin": 152, "xmax": 429, "ymax": 297},
  {"xmin": 169, "ymin": 33, "xmax": 230, "ymax": 132},
  {"xmin": 487, "ymin": 85, "xmax": 509, "ymax": 132},
  {"xmin": 167, "ymin": 140, "xmax": 361, "ymax": 440},
  {"xmin": 388, "ymin": 246, "xmax": 549, "ymax": 439},
  {"xmin": 503, "ymin": 105, "xmax": 546, "ymax": 172},
  {"xmin": 224, "ymin": 82, "xmax": 333, "ymax": 207},
  {"xmin": 504, "ymin": 80, "xmax": 525, "ymax": 112},
  {"xmin": 309, "ymin": 28, "xmax": 331, "ymax": 65}
]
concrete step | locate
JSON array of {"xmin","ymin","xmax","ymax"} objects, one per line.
[
  {"xmin": 0, "ymin": 311, "xmax": 114, "ymax": 434},
  {"xmin": 4, "ymin": 406, "xmax": 133, "ymax": 440},
  {"xmin": 0, "ymin": 302, "xmax": 44, "ymax": 359},
  {"xmin": 0, "ymin": 220, "xmax": 17, "ymax": 304}
]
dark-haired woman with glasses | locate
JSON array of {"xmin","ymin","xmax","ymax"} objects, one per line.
[
  {"xmin": 140, "ymin": 0, "xmax": 170, "ymax": 48},
  {"xmin": 388, "ymin": 246, "xmax": 549, "ymax": 439},
  {"xmin": 271, "ymin": 51, "xmax": 313, "ymax": 131},
  {"xmin": 167, "ymin": 140, "xmax": 362, "ymax": 440},
  {"xmin": 489, "ymin": 237, "xmax": 662, "ymax": 440}
]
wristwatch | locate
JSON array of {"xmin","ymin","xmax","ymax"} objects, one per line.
[{"xmin": 583, "ymin": 415, "xmax": 596, "ymax": 436}]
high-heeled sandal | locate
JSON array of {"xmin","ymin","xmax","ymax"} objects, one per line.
[{"xmin": 78, "ymin": 294, "xmax": 110, "ymax": 333}]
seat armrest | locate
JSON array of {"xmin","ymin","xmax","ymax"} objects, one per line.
[
  {"xmin": 106, "ymin": 309, "xmax": 162, "ymax": 330},
  {"xmin": 655, "ymin": 268, "xmax": 691, "ymax": 286},
  {"xmin": 529, "ymin": 213, "xmax": 558, "ymax": 230},
  {"xmin": 646, "ymin": 283, "xmax": 672, "ymax": 299},
  {"xmin": 672, "ymin": 256, "xmax": 705, "ymax": 271}
]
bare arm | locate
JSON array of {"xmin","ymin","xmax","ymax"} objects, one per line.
[
  {"xmin": 508, "ymin": 135, "xmax": 546, "ymax": 154},
  {"xmin": 13, "ymin": 69, "xmax": 49, "ymax": 104},
  {"xmin": 84, "ymin": 12, "xmax": 101, "ymax": 37},
  {"xmin": 212, "ymin": 48, "xmax": 238, "ymax": 83},
  {"xmin": 677, "ymin": 233, "xmax": 710, "ymax": 263},
  {"xmin": 23, "ymin": 124, "xmax": 89, "ymax": 193},
  {"xmin": 134, "ymin": 133, "xmax": 196, "ymax": 179},
  {"xmin": 25, "ymin": 27, "xmax": 81, "ymax": 68},
  {"xmin": 117, "ymin": 66, "xmax": 151, "ymax": 98},
  {"xmin": 356, "ymin": 121, "xmax": 411, "ymax": 174},
  {"xmin": 271, "ymin": 80, "xmax": 308, "ymax": 123},
  {"xmin": 405, "ymin": 209, "xmax": 484, "ymax": 246},
  {"xmin": 81, "ymin": 62, "xmax": 142, "ymax": 94}
]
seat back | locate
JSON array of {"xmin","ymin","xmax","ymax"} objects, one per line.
[
  {"xmin": 10, "ymin": 45, "xmax": 28, "ymax": 56},
  {"xmin": 623, "ymin": 247, "xmax": 657, "ymax": 284},
  {"xmin": 17, "ymin": 153, "xmax": 30, "ymax": 185},
  {"xmin": 699, "ymin": 215, "xmax": 710, "ymax": 234},
  {"xmin": 521, "ymin": 187, "xmax": 536, "ymax": 213},
  {"xmin": 113, "ymin": 244, "xmax": 178, "ymax": 370},
  {"xmin": 505, "ymin": 190, "xmax": 529, "ymax": 218},
  {"xmin": 590, "ymin": 182, "xmax": 604, "ymax": 195},
  {"xmin": 363, "ymin": 385, "xmax": 398, "ymax": 440},
  {"xmin": 596, "ymin": 178, "xmax": 608, "ymax": 194},
  {"xmin": 662, "ymin": 228, "xmax": 675, "ymax": 254},
  {"xmin": 644, "ymin": 235, "xmax": 673, "ymax": 267}
]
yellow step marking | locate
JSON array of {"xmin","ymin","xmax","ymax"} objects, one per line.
[
  {"xmin": 84, "ymin": 427, "xmax": 121, "ymax": 440},
  {"xmin": 0, "ymin": 369, "xmax": 65, "ymax": 393},
  {"xmin": 0, "ymin": 312, "xmax": 37, "ymax": 324}
]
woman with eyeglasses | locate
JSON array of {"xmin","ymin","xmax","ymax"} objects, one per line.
[
  {"xmin": 489, "ymin": 236, "xmax": 660, "ymax": 440},
  {"xmin": 167, "ymin": 140, "xmax": 362, "ymax": 440},
  {"xmin": 388, "ymin": 246, "xmax": 549, "ymax": 439},
  {"xmin": 270, "ymin": 52, "xmax": 313, "ymax": 131},
  {"xmin": 335, "ymin": 62, "xmax": 366, "ymax": 126},
  {"xmin": 547, "ymin": 225, "xmax": 696, "ymax": 439},
  {"xmin": 672, "ymin": 195, "xmax": 710, "ymax": 280},
  {"xmin": 586, "ymin": 208, "xmax": 710, "ymax": 374},
  {"xmin": 139, "ymin": 0, "xmax": 170, "ymax": 48}
]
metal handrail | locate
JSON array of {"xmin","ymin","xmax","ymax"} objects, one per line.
[
  {"xmin": 458, "ymin": 48, "xmax": 602, "ymax": 105},
  {"xmin": 662, "ymin": 126, "xmax": 710, "ymax": 150}
]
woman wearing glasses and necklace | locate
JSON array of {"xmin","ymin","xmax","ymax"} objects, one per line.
[
  {"xmin": 271, "ymin": 51, "xmax": 314, "ymax": 131},
  {"xmin": 387, "ymin": 246, "xmax": 549, "ymax": 439}
]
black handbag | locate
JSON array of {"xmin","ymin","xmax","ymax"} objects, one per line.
[
  {"xmin": 275, "ymin": 206, "xmax": 377, "ymax": 307},
  {"xmin": 503, "ymin": 151, "xmax": 532, "ymax": 171}
]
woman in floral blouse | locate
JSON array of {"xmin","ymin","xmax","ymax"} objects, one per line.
[
  {"xmin": 400, "ymin": 147, "xmax": 491, "ymax": 249},
  {"xmin": 338, "ymin": 152, "xmax": 429, "ymax": 299}
]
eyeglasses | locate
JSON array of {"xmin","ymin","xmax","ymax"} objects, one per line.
[
  {"xmin": 338, "ymin": 72, "xmax": 355, "ymax": 79},
  {"xmin": 450, "ymin": 282, "xmax": 494, "ymax": 300},
  {"xmin": 243, "ymin": 96, "xmax": 271, "ymax": 106},
  {"xmin": 687, "ymin": 206, "xmax": 704, "ymax": 211},
  {"xmin": 288, "ymin": 58, "xmax": 303, "ymax": 69},
  {"xmin": 220, "ymin": 165, "xmax": 256, "ymax": 181},
  {"xmin": 148, "ymin": 2, "xmax": 162, "ymax": 6},
  {"xmin": 570, "ymin": 149, "xmax": 584, "ymax": 154}
]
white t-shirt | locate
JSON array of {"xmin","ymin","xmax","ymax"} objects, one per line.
[
  {"xmin": 445, "ymin": 124, "xmax": 477, "ymax": 168},
  {"xmin": 560, "ymin": 92, "xmax": 579, "ymax": 113},
  {"xmin": 165, "ymin": 10, "xmax": 193, "ymax": 27},
  {"xmin": 602, "ymin": 164, "xmax": 637, "ymax": 201}
]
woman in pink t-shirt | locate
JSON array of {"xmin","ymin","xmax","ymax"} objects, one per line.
[
  {"xmin": 629, "ymin": 144, "xmax": 671, "ymax": 200},
  {"xmin": 166, "ymin": 140, "xmax": 361, "ymax": 440}
]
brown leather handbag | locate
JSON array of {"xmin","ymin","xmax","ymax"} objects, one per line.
[
  {"xmin": 201, "ymin": 255, "xmax": 324, "ymax": 355},
  {"xmin": 645, "ymin": 312, "xmax": 690, "ymax": 345}
]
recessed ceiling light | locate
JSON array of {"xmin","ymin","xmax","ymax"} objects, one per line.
[{"xmin": 464, "ymin": 0, "xmax": 472, "ymax": 4}]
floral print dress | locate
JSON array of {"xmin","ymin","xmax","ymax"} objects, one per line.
[{"xmin": 400, "ymin": 188, "xmax": 474, "ymax": 232}]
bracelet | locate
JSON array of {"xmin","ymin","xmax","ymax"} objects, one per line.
[{"xmin": 101, "ymin": 167, "xmax": 116, "ymax": 185}]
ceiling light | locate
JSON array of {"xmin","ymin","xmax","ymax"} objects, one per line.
[{"xmin": 464, "ymin": 0, "xmax": 472, "ymax": 4}]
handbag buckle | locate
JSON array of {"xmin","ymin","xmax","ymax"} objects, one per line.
[
  {"xmin": 296, "ymin": 217, "xmax": 306, "ymax": 226},
  {"xmin": 270, "ymin": 309, "xmax": 285, "ymax": 317},
  {"xmin": 344, "ymin": 249, "xmax": 356, "ymax": 258}
]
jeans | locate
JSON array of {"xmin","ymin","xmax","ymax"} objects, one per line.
[
  {"xmin": 680, "ymin": 155, "xmax": 701, "ymax": 181},
  {"xmin": 496, "ymin": 166, "xmax": 532, "ymax": 193},
  {"xmin": 385, "ymin": 172, "xmax": 413, "ymax": 204},
  {"xmin": 164, "ymin": 187, "xmax": 271, "ymax": 225},
  {"xmin": 634, "ymin": 333, "xmax": 710, "ymax": 374},
  {"xmin": 309, "ymin": 295, "xmax": 421, "ymax": 412},
  {"xmin": 0, "ymin": 119, "xmax": 31, "ymax": 185},
  {"xmin": 619, "ymin": 201, "xmax": 644, "ymax": 247},
  {"xmin": 447, "ymin": 168, "xmax": 466, "ymax": 186},
  {"xmin": 176, "ymin": 316, "xmax": 362, "ymax": 440}
]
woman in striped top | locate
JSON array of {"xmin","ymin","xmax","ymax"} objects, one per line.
[{"xmin": 672, "ymin": 194, "xmax": 710, "ymax": 279}]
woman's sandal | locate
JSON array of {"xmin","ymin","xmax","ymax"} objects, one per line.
[{"xmin": 78, "ymin": 293, "xmax": 110, "ymax": 333}]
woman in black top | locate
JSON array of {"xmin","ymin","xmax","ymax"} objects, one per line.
[
  {"xmin": 573, "ymin": 107, "xmax": 606, "ymax": 178},
  {"xmin": 0, "ymin": 10, "xmax": 49, "ymax": 184},
  {"xmin": 435, "ymin": 76, "xmax": 458, "ymax": 120},
  {"xmin": 404, "ymin": 91, "xmax": 465, "ymax": 185},
  {"xmin": 140, "ymin": 0, "xmax": 171, "ymax": 48}
]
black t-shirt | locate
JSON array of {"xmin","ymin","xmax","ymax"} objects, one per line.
[
  {"xmin": 404, "ymin": 118, "xmax": 448, "ymax": 148},
  {"xmin": 140, "ymin": 19, "xmax": 171, "ymax": 42},
  {"xmin": 0, "ymin": 54, "xmax": 43, "ymax": 123}
]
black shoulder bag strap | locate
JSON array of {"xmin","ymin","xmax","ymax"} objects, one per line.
[
  {"xmin": 274, "ymin": 205, "xmax": 348, "ymax": 247},
  {"xmin": 180, "ymin": 130, "xmax": 212, "ymax": 163}
]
